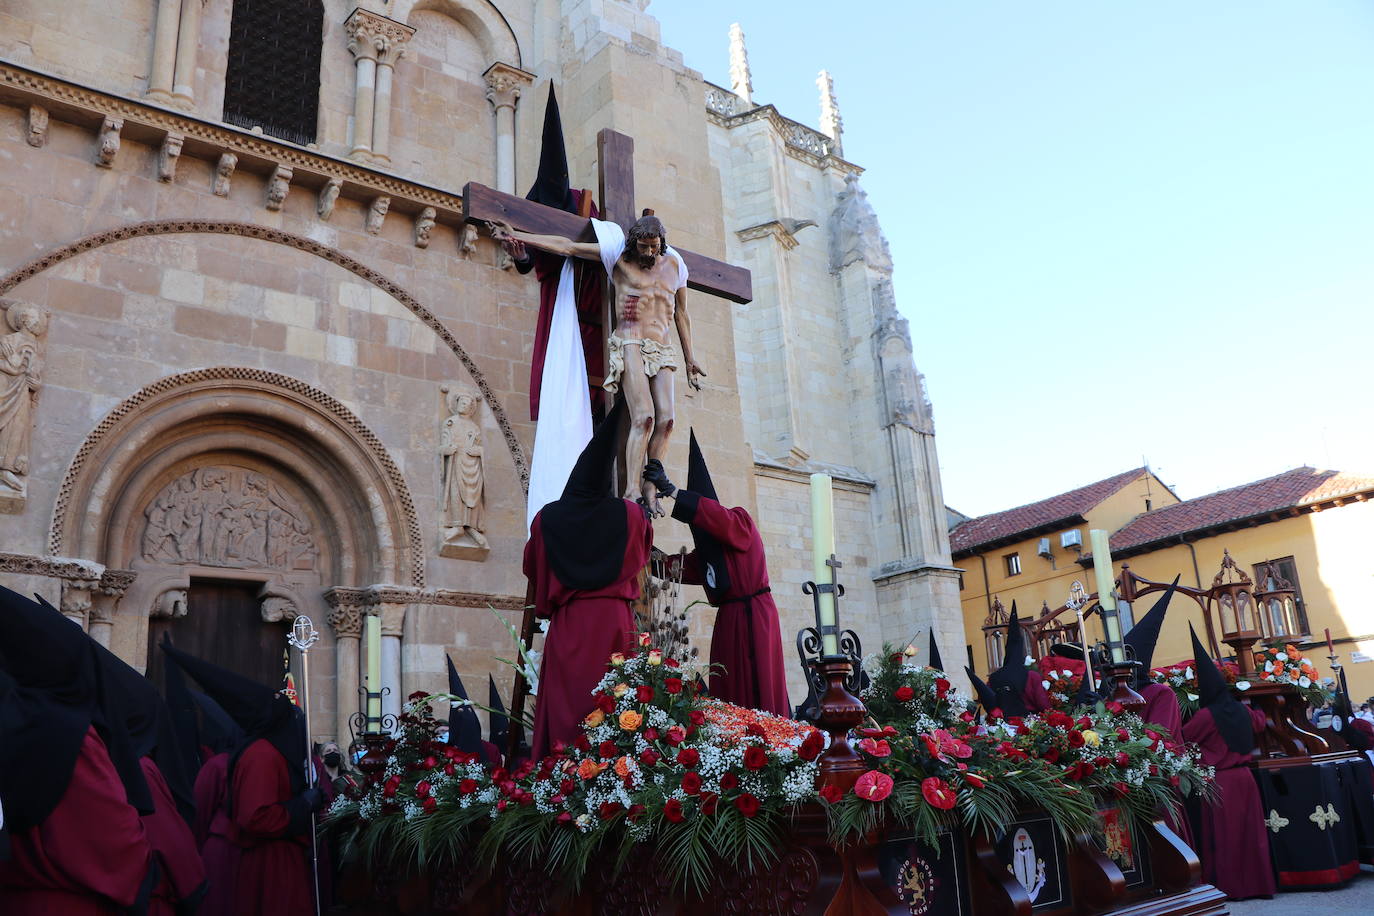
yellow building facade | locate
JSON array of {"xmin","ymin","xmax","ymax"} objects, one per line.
[{"xmin": 953, "ymin": 467, "xmax": 1374, "ymax": 707}]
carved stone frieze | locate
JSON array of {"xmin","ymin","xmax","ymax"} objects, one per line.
[
  {"xmin": 317, "ymin": 177, "xmax": 342, "ymax": 220},
  {"xmin": 0, "ymin": 300, "xmax": 48, "ymax": 513},
  {"xmin": 26, "ymin": 105, "xmax": 47, "ymax": 147},
  {"xmin": 365, "ymin": 195, "xmax": 390, "ymax": 234},
  {"xmin": 212, "ymin": 152, "xmax": 237, "ymax": 196},
  {"xmin": 413, "ymin": 206, "xmax": 435, "ymax": 248},
  {"xmin": 158, "ymin": 132, "xmax": 183, "ymax": 181},
  {"xmin": 140, "ymin": 466, "xmax": 319, "ymax": 571},
  {"xmin": 95, "ymin": 115, "xmax": 122, "ymax": 167},
  {"xmin": 266, "ymin": 164, "xmax": 293, "ymax": 211},
  {"xmin": 0, "ymin": 552, "xmax": 103, "ymax": 581}
]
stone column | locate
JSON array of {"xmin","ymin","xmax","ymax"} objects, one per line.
[
  {"xmin": 371, "ymin": 34, "xmax": 412, "ymax": 163},
  {"xmin": 171, "ymin": 0, "xmax": 202, "ymax": 107},
  {"xmin": 325, "ymin": 592, "xmax": 364, "ymax": 746},
  {"xmin": 90, "ymin": 570, "xmax": 137, "ymax": 649},
  {"xmin": 374, "ymin": 590, "xmax": 414, "ymax": 727},
  {"xmin": 147, "ymin": 0, "xmax": 182, "ymax": 102},
  {"xmin": 346, "ymin": 9, "xmax": 414, "ymax": 163},
  {"xmin": 484, "ymin": 64, "xmax": 535, "ymax": 194}
]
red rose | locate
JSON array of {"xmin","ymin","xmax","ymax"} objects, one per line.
[
  {"xmin": 627, "ymin": 803, "xmax": 646, "ymax": 821},
  {"xmin": 935, "ymin": 678, "xmax": 951, "ymax": 698},
  {"xmin": 1042, "ymin": 748, "xmax": 1060, "ymax": 764},
  {"xmin": 496, "ymin": 799, "xmax": 508, "ymax": 812},
  {"xmin": 1114, "ymin": 751, "xmax": 1130, "ymax": 767},
  {"xmin": 720, "ymin": 772, "xmax": 740, "ymax": 791},
  {"xmin": 556, "ymin": 811, "xmax": 572, "ymax": 825},
  {"xmin": 599, "ymin": 741, "xmax": 618, "ymax": 759},
  {"xmin": 640, "ymin": 749, "xmax": 661, "ymax": 766},
  {"xmin": 681, "ymin": 771, "xmax": 702, "ymax": 794},
  {"xmin": 643, "ymin": 728, "xmax": 659, "ymax": 742},
  {"xmin": 458, "ymin": 778, "xmax": 478, "ymax": 795},
  {"xmin": 744, "ymin": 746, "xmax": 769, "ymax": 770},
  {"xmin": 1116, "ymin": 728, "xmax": 1130, "ymax": 741},
  {"xmin": 665, "ymin": 658, "xmax": 680, "ymax": 668},
  {"xmin": 677, "ymin": 748, "xmax": 700, "ymax": 767},
  {"xmin": 735, "ymin": 793, "xmax": 761, "ymax": 818},
  {"xmin": 665, "ymin": 677, "xmax": 683, "ymax": 694},
  {"xmin": 636, "ymin": 685, "xmax": 655, "ymax": 703},
  {"xmin": 664, "ymin": 798, "xmax": 685, "ymax": 823},
  {"xmin": 599, "ymin": 801, "xmax": 623, "ymax": 819},
  {"xmin": 443, "ymin": 763, "xmax": 455, "ymax": 777},
  {"xmin": 689, "ymin": 710, "xmax": 707, "ymax": 726},
  {"xmin": 422, "ymin": 796, "xmax": 437, "ymax": 814},
  {"xmin": 819, "ymin": 783, "xmax": 844, "ymax": 804},
  {"xmin": 1076, "ymin": 716, "xmax": 1093, "ymax": 729},
  {"xmin": 855, "ymin": 770, "xmax": 895, "ymax": 803},
  {"xmin": 1067, "ymin": 730, "xmax": 1085, "ymax": 748},
  {"xmin": 415, "ymin": 780, "xmax": 432, "ymax": 798},
  {"xmin": 595, "ymin": 694, "xmax": 617, "ymax": 714},
  {"xmin": 798, "ymin": 731, "xmax": 825, "ymax": 761},
  {"xmin": 894, "ymin": 686, "xmax": 916, "ymax": 702},
  {"xmin": 700, "ymin": 793, "xmax": 719, "ymax": 815},
  {"xmin": 921, "ymin": 776, "xmax": 957, "ymax": 810},
  {"xmin": 1106, "ymin": 701, "xmax": 1124, "ymax": 715},
  {"xmin": 665, "ymin": 726, "xmax": 687, "ymax": 746}
]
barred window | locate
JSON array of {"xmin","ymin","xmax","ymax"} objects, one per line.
[{"xmin": 223, "ymin": 0, "xmax": 324, "ymax": 146}]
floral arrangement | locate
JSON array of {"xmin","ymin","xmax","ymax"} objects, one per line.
[
  {"xmin": 1033, "ymin": 659, "xmax": 1085, "ymax": 710},
  {"xmin": 860, "ymin": 644, "xmax": 967, "ymax": 729},
  {"xmin": 326, "ymin": 638, "xmax": 823, "ymax": 893},
  {"xmin": 1149, "ymin": 660, "xmax": 1248, "ymax": 717},
  {"xmin": 1252, "ymin": 644, "xmax": 1335, "ymax": 709},
  {"xmin": 828, "ymin": 647, "xmax": 1214, "ymax": 848}
]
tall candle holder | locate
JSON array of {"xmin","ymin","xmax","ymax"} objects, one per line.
[
  {"xmin": 796, "ymin": 554, "xmax": 867, "ymax": 792},
  {"xmin": 348, "ymin": 686, "xmax": 397, "ymax": 783}
]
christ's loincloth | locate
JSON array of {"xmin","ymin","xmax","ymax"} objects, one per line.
[{"xmin": 604, "ymin": 333, "xmax": 677, "ymax": 395}]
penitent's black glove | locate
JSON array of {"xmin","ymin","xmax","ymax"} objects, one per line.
[
  {"xmin": 283, "ymin": 787, "xmax": 326, "ymax": 837},
  {"xmin": 642, "ymin": 459, "xmax": 676, "ymax": 497}
]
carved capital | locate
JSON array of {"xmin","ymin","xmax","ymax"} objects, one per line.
[
  {"xmin": 483, "ymin": 62, "xmax": 535, "ymax": 111},
  {"xmin": 212, "ymin": 152, "xmax": 237, "ymax": 197},
  {"xmin": 346, "ymin": 8, "xmax": 415, "ymax": 63},
  {"xmin": 27, "ymin": 105, "xmax": 48, "ymax": 148},
  {"xmin": 95, "ymin": 116, "xmax": 122, "ymax": 168},
  {"xmin": 378, "ymin": 601, "xmax": 407, "ymax": 638},
  {"xmin": 327, "ymin": 603, "xmax": 363, "ymax": 639},
  {"xmin": 59, "ymin": 580, "xmax": 96, "ymax": 625},
  {"xmin": 99, "ymin": 569, "xmax": 137, "ymax": 598},
  {"xmin": 324, "ymin": 585, "xmax": 368, "ymax": 609},
  {"xmin": 158, "ymin": 132, "xmax": 183, "ymax": 182},
  {"xmin": 265, "ymin": 164, "xmax": 293, "ymax": 211}
]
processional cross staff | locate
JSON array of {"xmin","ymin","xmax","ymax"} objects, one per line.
[
  {"xmin": 287, "ymin": 616, "xmax": 323, "ymax": 916},
  {"xmin": 462, "ymin": 128, "xmax": 753, "ymax": 762}
]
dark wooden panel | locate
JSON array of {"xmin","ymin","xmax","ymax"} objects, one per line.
[
  {"xmin": 597, "ymin": 128, "xmax": 636, "ymax": 230},
  {"xmin": 147, "ymin": 579, "xmax": 288, "ymax": 694}
]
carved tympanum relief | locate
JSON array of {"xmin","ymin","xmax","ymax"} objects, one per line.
[{"xmin": 140, "ymin": 466, "xmax": 319, "ymax": 570}]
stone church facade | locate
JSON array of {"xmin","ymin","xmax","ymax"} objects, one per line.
[{"xmin": 0, "ymin": 0, "xmax": 963, "ymax": 743}]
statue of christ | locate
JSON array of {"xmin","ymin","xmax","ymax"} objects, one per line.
[{"xmin": 491, "ymin": 215, "xmax": 705, "ymax": 516}]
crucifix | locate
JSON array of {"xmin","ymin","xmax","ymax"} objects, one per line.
[{"xmin": 462, "ymin": 128, "xmax": 753, "ymax": 761}]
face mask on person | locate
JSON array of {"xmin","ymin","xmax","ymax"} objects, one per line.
[{"xmin": 323, "ymin": 751, "xmax": 342, "ymax": 768}]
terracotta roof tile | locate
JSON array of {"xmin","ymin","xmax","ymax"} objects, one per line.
[
  {"xmin": 949, "ymin": 468, "xmax": 1145, "ymax": 557},
  {"xmin": 1110, "ymin": 467, "xmax": 1374, "ymax": 555}
]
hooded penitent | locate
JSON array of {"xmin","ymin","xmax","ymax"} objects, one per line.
[
  {"xmin": 927, "ymin": 629, "xmax": 945, "ymax": 672},
  {"xmin": 488, "ymin": 675, "xmax": 508, "ymax": 751},
  {"xmin": 446, "ymin": 655, "xmax": 484, "ymax": 756},
  {"xmin": 966, "ymin": 667, "xmax": 1001, "ymax": 717},
  {"xmin": 191, "ymin": 691, "xmax": 244, "ymax": 756},
  {"xmin": 537, "ymin": 398, "xmax": 628, "ymax": 590},
  {"xmin": 1123, "ymin": 578, "xmax": 1180, "ymax": 685},
  {"xmin": 161, "ymin": 641, "xmax": 307, "ymax": 796},
  {"xmin": 1191, "ymin": 625, "xmax": 1255, "ymax": 755},
  {"xmin": 0, "ymin": 660, "xmax": 90, "ymax": 835},
  {"xmin": 986, "ymin": 604, "xmax": 1031, "ymax": 718},
  {"xmin": 525, "ymin": 84, "xmax": 575, "ymax": 213},
  {"xmin": 0, "ymin": 587, "xmax": 153, "ymax": 815},
  {"xmin": 674, "ymin": 430, "xmax": 731, "ymax": 603}
]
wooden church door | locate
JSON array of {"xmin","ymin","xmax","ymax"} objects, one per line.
[{"xmin": 146, "ymin": 579, "xmax": 290, "ymax": 694}]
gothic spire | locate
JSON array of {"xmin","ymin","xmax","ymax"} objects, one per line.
[
  {"xmin": 817, "ymin": 69, "xmax": 843, "ymax": 156},
  {"xmin": 729, "ymin": 23, "xmax": 753, "ymax": 106}
]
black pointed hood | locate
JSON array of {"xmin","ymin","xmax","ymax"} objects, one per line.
[
  {"xmin": 488, "ymin": 675, "xmax": 508, "ymax": 750},
  {"xmin": 0, "ymin": 660, "xmax": 89, "ymax": 833},
  {"xmin": 966, "ymin": 667, "xmax": 1002, "ymax": 718},
  {"xmin": 525, "ymin": 84, "xmax": 575, "ymax": 213},
  {"xmin": 1190, "ymin": 625, "xmax": 1254, "ymax": 754},
  {"xmin": 928, "ymin": 629, "xmax": 945, "ymax": 672},
  {"xmin": 446, "ymin": 656, "xmax": 483, "ymax": 755},
  {"xmin": 538, "ymin": 398, "xmax": 630, "ymax": 589},
  {"xmin": 670, "ymin": 430, "xmax": 732, "ymax": 603},
  {"xmin": 1070, "ymin": 667, "xmax": 1100, "ymax": 709},
  {"xmin": 162, "ymin": 642, "xmax": 204, "ymax": 777},
  {"xmin": 986, "ymin": 604, "xmax": 1030, "ymax": 717},
  {"xmin": 1125, "ymin": 579, "xmax": 1179, "ymax": 681},
  {"xmin": 191, "ymin": 691, "xmax": 244, "ymax": 755},
  {"xmin": 162, "ymin": 641, "xmax": 306, "ymax": 794}
]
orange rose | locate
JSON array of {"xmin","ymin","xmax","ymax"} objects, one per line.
[
  {"xmin": 584, "ymin": 709, "xmax": 606, "ymax": 727},
  {"xmin": 1272, "ymin": 661, "xmax": 1285, "ymax": 675},
  {"xmin": 577, "ymin": 759, "xmax": 604, "ymax": 780},
  {"xmin": 1286, "ymin": 646, "xmax": 1302, "ymax": 661},
  {"xmin": 619, "ymin": 710, "xmax": 643, "ymax": 731},
  {"xmin": 614, "ymin": 756, "xmax": 633, "ymax": 777}
]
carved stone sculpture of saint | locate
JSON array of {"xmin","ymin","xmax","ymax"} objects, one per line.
[
  {"xmin": 440, "ymin": 386, "xmax": 487, "ymax": 554},
  {"xmin": 0, "ymin": 302, "xmax": 47, "ymax": 500}
]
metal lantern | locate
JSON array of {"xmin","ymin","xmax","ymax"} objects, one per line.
[
  {"xmin": 1209, "ymin": 550, "xmax": 1261, "ymax": 674},
  {"xmin": 982, "ymin": 596, "xmax": 1008, "ymax": 670},
  {"xmin": 1254, "ymin": 560, "xmax": 1304, "ymax": 642}
]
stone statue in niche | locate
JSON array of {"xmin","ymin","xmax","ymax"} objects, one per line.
[
  {"xmin": 140, "ymin": 466, "xmax": 319, "ymax": 570},
  {"xmin": 439, "ymin": 385, "xmax": 488, "ymax": 558},
  {"xmin": 0, "ymin": 301, "xmax": 48, "ymax": 510}
]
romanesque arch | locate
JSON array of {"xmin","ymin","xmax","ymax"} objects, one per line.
[{"xmin": 402, "ymin": 0, "xmax": 522, "ymax": 65}]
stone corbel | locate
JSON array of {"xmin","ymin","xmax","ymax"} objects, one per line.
[
  {"xmin": 317, "ymin": 177, "xmax": 342, "ymax": 220},
  {"xmin": 158, "ymin": 132, "xmax": 184, "ymax": 182},
  {"xmin": 366, "ymin": 195, "xmax": 390, "ymax": 235},
  {"xmin": 257, "ymin": 584, "xmax": 302, "ymax": 623},
  {"xmin": 26, "ymin": 105, "xmax": 48, "ymax": 148},
  {"xmin": 95, "ymin": 116, "xmax": 123, "ymax": 168},
  {"xmin": 458, "ymin": 223, "xmax": 479, "ymax": 259},
  {"xmin": 150, "ymin": 587, "xmax": 189, "ymax": 619},
  {"xmin": 266, "ymin": 164, "xmax": 293, "ymax": 211},
  {"xmin": 414, "ymin": 206, "xmax": 435, "ymax": 248},
  {"xmin": 212, "ymin": 152, "xmax": 237, "ymax": 197}
]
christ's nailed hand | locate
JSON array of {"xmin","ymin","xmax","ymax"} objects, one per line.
[{"xmin": 488, "ymin": 219, "xmax": 513, "ymax": 241}]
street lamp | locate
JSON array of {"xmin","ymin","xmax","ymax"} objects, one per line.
[{"xmin": 1209, "ymin": 550, "xmax": 1261, "ymax": 675}]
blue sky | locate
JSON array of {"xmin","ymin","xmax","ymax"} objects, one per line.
[{"xmin": 652, "ymin": 2, "xmax": 1374, "ymax": 517}]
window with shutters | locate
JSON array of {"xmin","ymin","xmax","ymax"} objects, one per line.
[{"xmin": 223, "ymin": 0, "xmax": 324, "ymax": 146}]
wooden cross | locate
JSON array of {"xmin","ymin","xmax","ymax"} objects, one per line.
[{"xmin": 463, "ymin": 128, "xmax": 753, "ymax": 761}]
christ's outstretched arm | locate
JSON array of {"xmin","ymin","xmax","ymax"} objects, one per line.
[{"xmin": 489, "ymin": 220, "xmax": 599, "ymax": 261}]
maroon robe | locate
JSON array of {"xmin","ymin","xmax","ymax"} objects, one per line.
[
  {"xmin": 229, "ymin": 738, "xmax": 313, "ymax": 915},
  {"xmin": 1138, "ymin": 683, "xmax": 1195, "ymax": 848},
  {"xmin": 0, "ymin": 727, "xmax": 154, "ymax": 914},
  {"xmin": 139, "ymin": 757, "xmax": 207, "ymax": 915},
  {"xmin": 192, "ymin": 752, "xmax": 238, "ymax": 916},
  {"xmin": 1181, "ymin": 706, "xmax": 1274, "ymax": 900},
  {"xmin": 526, "ymin": 500, "xmax": 651, "ymax": 758},
  {"xmin": 679, "ymin": 496, "xmax": 790, "ymax": 716}
]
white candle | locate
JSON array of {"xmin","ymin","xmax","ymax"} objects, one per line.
[
  {"xmin": 1089, "ymin": 529, "xmax": 1125, "ymax": 662},
  {"xmin": 366, "ymin": 613, "xmax": 382, "ymax": 724},
  {"xmin": 810, "ymin": 473, "xmax": 838, "ymax": 656}
]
